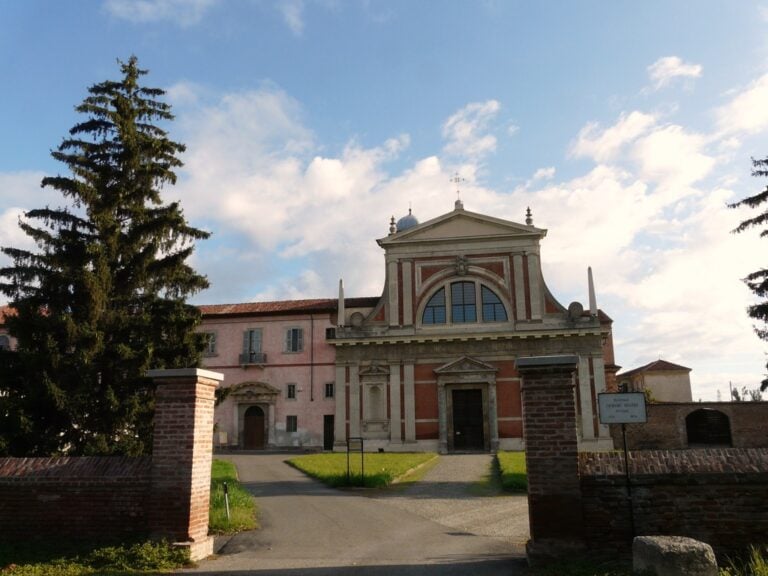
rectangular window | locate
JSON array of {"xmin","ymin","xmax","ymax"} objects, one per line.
[
  {"xmin": 325, "ymin": 327, "xmax": 336, "ymax": 340},
  {"xmin": 286, "ymin": 415, "xmax": 298, "ymax": 433},
  {"xmin": 203, "ymin": 331, "xmax": 217, "ymax": 356},
  {"xmin": 325, "ymin": 382, "xmax": 334, "ymax": 398},
  {"xmin": 285, "ymin": 327, "xmax": 304, "ymax": 352},
  {"xmin": 287, "ymin": 383, "xmax": 296, "ymax": 399},
  {"xmin": 241, "ymin": 328, "xmax": 264, "ymax": 364}
]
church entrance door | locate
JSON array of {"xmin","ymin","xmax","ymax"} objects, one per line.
[
  {"xmin": 244, "ymin": 405, "xmax": 266, "ymax": 449},
  {"xmin": 451, "ymin": 389, "xmax": 484, "ymax": 450}
]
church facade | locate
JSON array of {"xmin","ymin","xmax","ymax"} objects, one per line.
[
  {"xmin": 199, "ymin": 200, "xmax": 619, "ymax": 452},
  {"xmin": 331, "ymin": 200, "xmax": 617, "ymax": 452}
]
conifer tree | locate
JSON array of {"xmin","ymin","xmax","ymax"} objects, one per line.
[
  {"xmin": 730, "ymin": 157, "xmax": 768, "ymax": 392},
  {"xmin": 0, "ymin": 57, "xmax": 210, "ymax": 455}
]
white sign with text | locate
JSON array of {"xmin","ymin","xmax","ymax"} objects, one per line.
[{"xmin": 598, "ymin": 392, "xmax": 648, "ymax": 424}]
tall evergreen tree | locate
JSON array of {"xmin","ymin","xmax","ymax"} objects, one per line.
[
  {"xmin": 730, "ymin": 157, "xmax": 768, "ymax": 392},
  {"xmin": 0, "ymin": 57, "xmax": 210, "ymax": 455}
]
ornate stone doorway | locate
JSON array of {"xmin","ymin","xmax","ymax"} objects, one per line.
[
  {"xmin": 230, "ymin": 381, "xmax": 280, "ymax": 449},
  {"xmin": 435, "ymin": 356, "xmax": 498, "ymax": 453}
]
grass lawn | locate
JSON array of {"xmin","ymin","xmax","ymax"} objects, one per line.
[
  {"xmin": 288, "ymin": 452, "xmax": 437, "ymax": 488},
  {"xmin": 0, "ymin": 539, "xmax": 189, "ymax": 576},
  {"xmin": 1, "ymin": 459, "xmax": 256, "ymax": 575},
  {"xmin": 496, "ymin": 451, "xmax": 527, "ymax": 492},
  {"xmin": 209, "ymin": 459, "xmax": 258, "ymax": 533}
]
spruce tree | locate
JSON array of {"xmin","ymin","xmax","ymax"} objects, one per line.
[
  {"xmin": 730, "ymin": 157, "xmax": 768, "ymax": 392},
  {"xmin": 0, "ymin": 57, "xmax": 210, "ymax": 455}
]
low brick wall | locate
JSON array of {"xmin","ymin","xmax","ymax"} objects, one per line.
[
  {"xmin": 0, "ymin": 456, "xmax": 152, "ymax": 539},
  {"xmin": 611, "ymin": 402, "xmax": 768, "ymax": 450},
  {"xmin": 0, "ymin": 370, "xmax": 221, "ymax": 561},
  {"xmin": 579, "ymin": 448, "xmax": 768, "ymax": 557}
]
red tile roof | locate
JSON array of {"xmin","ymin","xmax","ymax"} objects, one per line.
[
  {"xmin": 198, "ymin": 297, "xmax": 379, "ymax": 318},
  {"xmin": 618, "ymin": 359, "xmax": 691, "ymax": 378}
]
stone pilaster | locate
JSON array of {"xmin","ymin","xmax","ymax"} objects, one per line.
[
  {"xmin": 403, "ymin": 362, "xmax": 416, "ymax": 442},
  {"xmin": 389, "ymin": 362, "xmax": 402, "ymax": 443},
  {"xmin": 349, "ymin": 364, "xmax": 361, "ymax": 437},
  {"xmin": 334, "ymin": 365, "xmax": 347, "ymax": 448}
]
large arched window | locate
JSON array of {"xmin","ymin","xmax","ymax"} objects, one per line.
[{"xmin": 422, "ymin": 281, "xmax": 508, "ymax": 325}]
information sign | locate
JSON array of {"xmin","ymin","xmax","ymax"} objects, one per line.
[{"xmin": 598, "ymin": 392, "xmax": 647, "ymax": 424}]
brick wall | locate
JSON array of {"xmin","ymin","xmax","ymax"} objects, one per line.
[
  {"xmin": 579, "ymin": 449, "xmax": 768, "ymax": 557},
  {"xmin": 0, "ymin": 457, "xmax": 151, "ymax": 538},
  {"xmin": 611, "ymin": 402, "xmax": 768, "ymax": 450},
  {"xmin": 0, "ymin": 369, "xmax": 221, "ymax": 558}
]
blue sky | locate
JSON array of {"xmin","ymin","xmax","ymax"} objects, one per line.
[{"xmin": 1, "ymin": 0, "xmax": 767, "ymax": 400}]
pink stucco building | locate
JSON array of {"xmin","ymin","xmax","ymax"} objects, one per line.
[{"xmin": 198, "ymin": 299, "xmax": 375, "ymax": 450}]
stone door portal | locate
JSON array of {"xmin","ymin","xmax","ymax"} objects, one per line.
[{"xmin": 243, "ymin": 405, "xmax": 265, "ymax": 449}]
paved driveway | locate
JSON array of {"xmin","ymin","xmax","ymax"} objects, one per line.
[{"xmin": 179, "ymin": 453, "xmax": 530, "ymax": 576}]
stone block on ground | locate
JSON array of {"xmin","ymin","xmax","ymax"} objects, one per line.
[{"xmin": 633, "ymin": 535, "xmax": 717, "ymax": 576}]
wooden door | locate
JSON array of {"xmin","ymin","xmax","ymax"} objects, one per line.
[
  {"xmin": 323, "ymin": 415, "xmax": 334, "ymax": 451},
  {"xmin": 243, "ymin": 405, "xmax": 265, "ymax": 449},
  {"xmin": 452, "ymin": 389, "xmax": 484, "ymax": 450}
]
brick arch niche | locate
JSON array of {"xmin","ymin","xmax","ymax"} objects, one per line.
[{"xmin": 686, "ymin": 408, "xmax": 732, "ymax": 447}]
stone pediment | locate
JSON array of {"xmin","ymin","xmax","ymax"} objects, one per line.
[
  {"xmin": 379, "ymin": 209, "xmax": 546, "ymax": 246},
  {"xmin": 229, "ymin": 381, "xmax": 281, "ymax": 398},
  {"xmin": 359, "ymin": 363, "xmax": 390, "ymax": 377},
  {"xmin": 434, "ymin": 356, "xmax": 498, "ymax": 375}
]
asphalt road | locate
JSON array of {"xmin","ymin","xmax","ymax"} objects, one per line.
[{"xmin": 178, "ymin": 453, "xmax": 530, "ymax": 576}]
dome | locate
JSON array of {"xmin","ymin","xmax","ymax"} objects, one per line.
[{"xmin": 396, "ymin": 208, "xmax": 419, "ymax": 232}]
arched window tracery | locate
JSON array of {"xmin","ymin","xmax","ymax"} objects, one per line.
[{"xmin": 421, "ymin": 281, "xmax": 508, "ymax": 325}]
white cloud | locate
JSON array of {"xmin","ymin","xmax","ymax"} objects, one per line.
[
  {"xmin": 715, "ymin": 73, "xmax": 768, "ymax": 136},
  {"xmin": 442, "ymin": 100, "xmax": 501, "ymax": 160},
  {"xmin": 531, "ymin": 167, "xmax": 555, "ymax": 181},
  {"xmin": 169, "ymin": 76, "xmax": 767, "ymax": 401},
  {"xmin": 278, "ymin": 0, "xmax": 305, "ymax": 35},
  {"xmin": 647, "ymin": 56, "xmax": 702, "ymax": 90},
  {"xmin": 103, "ymin": 0, "xmax": 218, "ymax": 25},
  {"xmin": 166, "ymin": 81, "xmax": 205, "ymax": 106},
  {"xmin": 632, "ymin": 124, "xmax": 715, "ymax": 192},
  {"xmin": 570, "ymin": 111, "xmax": 656, "ymax": 163}
]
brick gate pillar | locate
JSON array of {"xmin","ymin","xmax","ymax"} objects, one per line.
[
  {"xmin": 516, "ymin": 355, "xmax": 584, "ymax": 565},
  {"xmin": 147, "ymin": 368, "xmax": 223, "ymax": 561}
]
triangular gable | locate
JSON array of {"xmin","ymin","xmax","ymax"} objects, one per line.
[
  {"xmin": 379, "ymin": 209, "xmax": 545, "ymax": 246},
  {"xmin": 434, "ymin": 356, "xmax": 498, "ymax": 375},
  {"xmin": 229, "ymin": 381, "xmax": 281, "ymax": 397},
  {"xmin": 359, "ymin": 363, "xmax": 390, "ymax": 376}
]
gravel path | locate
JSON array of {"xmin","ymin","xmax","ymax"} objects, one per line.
[{"xmin": 375, "ymin": 454, "xmax": 530, "ymax": 545}]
